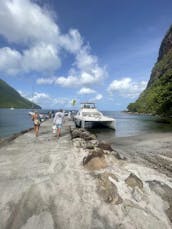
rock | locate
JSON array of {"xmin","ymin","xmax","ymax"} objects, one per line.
[
  {"xmin": 89, "ymin": 140, "xmax": 99, "ymax": 147},
  {"xmin": 108, "ymin": 174, "xmax": 118, "ymax": 182},
  {"xmin": 81, "ymin": 133, "xmax": 97, "ymax": 141},
  {"xmin": 98, "ymin": 142, "xmax": 114, "ymax": 151},
  {"xmin": 85, "ymin": 142, "xmax": 95, "ymax": 149},
  {"xmin": 85, "ymin": 157, "xmax": 107, "ymax": 170},
  {"xmin": 125, "ymin": 173, "xmax": 143, "ymax": 190},
  {"xmin": 112, "ymin": 151, "xmax": 127, "ymax": 160},
  {"xmin": 147, "ymin": 180, "xmax": 172, "ymax": 223},
  {"xmin": 103, "ymin": 150, "xmax": 111, "ymax": 155},
  {"xmin": 122, "ymin": 204, "xmax": 168, "ymax": 229},
  {"xmin": 97, "ymin": 172, "xmax": 123, "ymax": 204},
  {"xmin": 71, "ymin": 129, "xmax": 82, "ymax": 139},
  {"xmin": 132, "ymin": 187, "xmax": 143, "ymax": 202},
  {"xmin": 83, "ymin": 148, "xmax": 104, "ymax": 165},
  {"xmin": 71, "ymin": 128, "xmax": 96, "ymax": 141},
  {"xmin": 73, "ymin": 138, "xmax": 87, "ymax": 148},
  {"xmin": 72, "ymin": 138, "xmax": 82, "ymax": 148}
]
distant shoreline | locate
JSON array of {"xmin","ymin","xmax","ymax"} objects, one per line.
[{"xmin": 123, "ymin": 111, "xmax": 172, "ymax": 123}]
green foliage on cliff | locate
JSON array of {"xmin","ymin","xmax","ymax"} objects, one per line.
[
  {"xmin": 127, "ymin": 33, "xmax": 172, "ymax": 117},
  {"xmin": 0, "ymin": 79, "xmax": 41, "ymax": 109}
]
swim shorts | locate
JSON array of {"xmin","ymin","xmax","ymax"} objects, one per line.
[{"xmin": 56, "ymin": 124, "xmax": 62, "ymax": 128}]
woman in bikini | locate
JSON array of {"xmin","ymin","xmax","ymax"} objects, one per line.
[{"xmin": 32, "ymin": 111, "xmax": 40, "ymax": 137}]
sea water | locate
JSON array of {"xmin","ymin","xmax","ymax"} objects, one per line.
[
  {"xmin": 0, "ymin": 109, "xmax": 34, "ymax": 138},
  {"xmin": 90, "ymin": 111, "xmax": 172, "ymax": 140},
  {"xmin": 0, "ymin": 109, "xmax": 171, "ymax": 138}
]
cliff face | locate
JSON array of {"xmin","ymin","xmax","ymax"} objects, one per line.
[
  {"xmin": 147, "ymin": 26, "xmax": 172, "ymax": 88},
  {"xmin": 158, "ymin": 26, "xmax": 172, "ymax": 61},
  {"xmin": 127, "ymin": 25, "xmax": 172, "ymax": 117}
]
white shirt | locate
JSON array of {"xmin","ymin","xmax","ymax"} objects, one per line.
[{"xmin": 53, "ymin": 112, "xmax": 64, "ymax": 125}]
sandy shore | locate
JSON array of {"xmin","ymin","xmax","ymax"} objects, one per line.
[
  {"xmin": 0, "ymin": 119, "xmax": 172, "ymax": 229},
  {"xmin": 111, "ymin": 132, "xmax": 172, "ymax": 177}
]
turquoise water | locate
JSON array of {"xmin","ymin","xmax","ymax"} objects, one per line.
[{"xmin": 0, "ymin": 109, "xmax": 172, "ymax": 138}]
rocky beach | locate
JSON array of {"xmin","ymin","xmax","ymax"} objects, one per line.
[{"xmin": 0, "ymin": 118, "xmax": 172, "ymax": 229}]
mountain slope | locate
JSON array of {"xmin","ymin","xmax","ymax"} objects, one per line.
[
  {"xmin": 0, "ymin": 79, "xmax": 41, "ymax": 109},
  {"xmin": 127, "ymin": 25, "xmax": 172, "ymax": 117}
]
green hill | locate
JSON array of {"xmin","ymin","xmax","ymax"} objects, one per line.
[
  {"xmin": 127, "ymin": 25, "xmax": 172, "ymax": 117},
  {"xmin": 0, "ymin": 79, "xmax": 41, "ymax": 109}
]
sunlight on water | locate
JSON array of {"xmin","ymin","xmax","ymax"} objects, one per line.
[{"xmin": 0, "ymin": 109, "xmax": 171, "ymax": 138}]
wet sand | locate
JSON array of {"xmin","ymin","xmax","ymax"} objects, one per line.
[{"xmin": 112, "ymin": 132, "xmax": 172, "ymax": 177}]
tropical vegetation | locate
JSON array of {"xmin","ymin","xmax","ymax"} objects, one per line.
[
  {"xmin": 127, "ymin": 26, "xmax": 172, "ymax": 117},
  {"xmin": 0, "ymin": 79, "xmax": 41, "ymax": 109}
]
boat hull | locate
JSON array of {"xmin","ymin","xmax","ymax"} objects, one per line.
[
  {"xmin": 74, "ymin": 118, "xmax": 116, "ymax": 130},
  {"xmin": 74, "ymin": 103, "xmax": 116, "ymax": 130}
]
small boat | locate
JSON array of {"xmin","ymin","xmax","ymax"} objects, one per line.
[
  {"xmin": 74, "ymin": 102, "xmax": 116, "ymax": 129},
  {"xmin": 28, "ymin": 111, "xmax": 34, "ymax": 116},
  {"xmin": 10, "ymin": 107, "xmax": 14, "ymax": 110}
]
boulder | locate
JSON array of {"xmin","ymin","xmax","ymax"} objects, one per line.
[
  {"xmin": 84, "ymin": 157, "xmax": 107, "ymax": 170},
  {"xmin": 112, "ymin": 151, "xmax": 127, "ymax": 160},
  {"xmin": 71, "ymin": 128, "xmax": 96, "ymax": 141},
  {"xmin": 71, "ymin": 129, "xmax": 82, "ymax": 139},
  {"xmin": 125, "ymin": 173, "xmax": 143, "ymax": 190},
  {"xmin": 83, "ymin": 148, "xmax": 104, "ymax": 165},
  {"xmin": 97, "ymin": 172, "xmax": 123, "ymax": 204},
  {"xmin": 98, "ymin": 142, "xmax": 114, "ymax": 151}
]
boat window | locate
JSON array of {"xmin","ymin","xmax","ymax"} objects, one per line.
[
  {"xmin": 81, "ymin": 103, "xmax": 95, "ymax": 109},
  {"xmin": 82, "ymin": 112, "xmax": 101, "ymax": 117},
  {"xmin": 83, "ymin": 104, "xmax": 90, "ymax": 108}
]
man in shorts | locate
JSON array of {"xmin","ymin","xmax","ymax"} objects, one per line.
[{"xmin": 53, "ymin": 109, "xmax": 64, "ymax": 138}]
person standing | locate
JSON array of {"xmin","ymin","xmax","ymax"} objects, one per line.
[
  {"xmin": 53, "ymin": 109, "xmax": 64, "ymax": 138},
  {"xmin": 51, "ymin": 110, "xmax": 55, "ymax": 118},
  {"xmin": 32, "ymin": 111, "xmax": 40, "ymax": 137}
]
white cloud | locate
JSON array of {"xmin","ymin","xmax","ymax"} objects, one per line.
[
  {"xmin": 0, "ymin": 44, "xmax": 60, "ymax": 74},
  {"xmin": 28, "ymin": 92, "xmax": 71, "ymax": 108},
  {"xmin": 37, "ymin": 66, "xmax": 106, "ymax": 87},
  {"xmin": 54, "ymin": 76, "xmax": 79, "ymax": 87},
  {"xmin": 0, "ymin": 0, "xmax": 62, "ymax": 74},
  {"xmin": 17, "ymin": 90, "xmax": 26, "ymax": 97},
  {"xmin": 94, "ymin": 94, "xmax": 103, "ymax": 100},
  {"xmin": 80, "ymin": 66, "xmax": 106, "ymax": 85},
  {"xmin": 37, "ymin": 63, "xmax": 106, "ymax": 87},
  {"xmin": 75, "ymin": 47, "xmax": 97, "ymax": 70},
  {"xmin": 0, "ymin": 0, "xmax": 106, "ymax": 88},
  {"xmin": 0, "ymin": 0, "xmax": 59, "ymax": 44},
  {"xmin": 29, "ymin": 92, "xmax": 50, "ymax": 103},
  {"xmin": 59, "ymin": 29, "xmax": 83, "ymax": 53},
  {"xmin": 0, "ymin": 47, "xmax": 22, "ymax": 75},
  {"xmin": 78, "ymin": 87, "xmax": 96, "ymax": 95},
  {"xmin": 37, "ymin": 45, "xmax": 107, "ymax": 87},
  {"xmin": 107, "ymin": 77, "xmax": 147, "ymax": 98},
  {"xmin": 36, "ymin": 75, "xmax": 79, "ymax": 87},
  {"xmin": 36, "ymin": 77, "xmax": 56, "ymax": 85},
  {"xmin": 22, "ymin": 43, "xmax": 60, "ymax": 72}
]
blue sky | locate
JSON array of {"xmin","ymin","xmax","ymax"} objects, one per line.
[{"xmin": 0, "ymin": 0, "xmax": 172, "ymax": 110}]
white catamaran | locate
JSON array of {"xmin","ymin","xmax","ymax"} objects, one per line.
[{"xmin": 74, "ymin": 102, "xmax": 116, "ymax": 129}]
